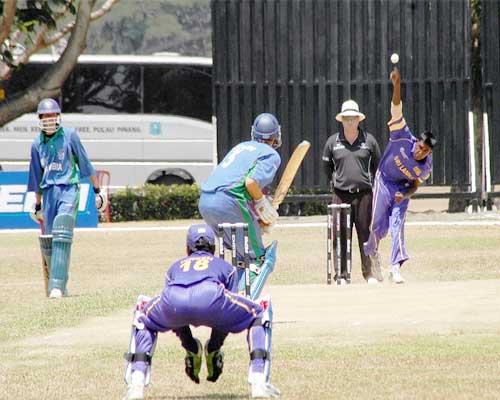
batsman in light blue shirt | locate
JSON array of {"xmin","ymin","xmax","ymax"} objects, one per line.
[
  {"xmin": 27, "ymin": 98, "xmax": 106, "ymax": 298},
  {"xmin": 199, "ymin": 113, "xmax": 282, "ymax": 289},
  {"xmin": 27, "ymin": 98, "xmax": 106, "ymax": 232}
]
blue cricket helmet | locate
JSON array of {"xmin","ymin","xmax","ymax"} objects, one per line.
[
  {"xmin": 37, "ymin": 98, "xmax": 61, "ymax": 115},
  {"xmin": 251, "ymin": 113, "xmax": 282, "ymax": 148},
  {"xmin": 186, "ymin": 224, "xmax": 216, "ymax": 252},
  {"xmin": 37, "ymin": 98, "xmax": 61, "ymax": 134}
]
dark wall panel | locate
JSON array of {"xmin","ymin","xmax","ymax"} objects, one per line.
[
  {"xmin": 482, "ymin": 0, "xmax": 500, "ymax": 185},
  {"xmin": 212, "ymin": 0, "xmax": 471, "ymax": 189}
]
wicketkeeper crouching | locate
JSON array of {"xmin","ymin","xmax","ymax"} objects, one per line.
[{"xmin": 123, "ymin": 224, "xmax": 280, "ymax": 399}]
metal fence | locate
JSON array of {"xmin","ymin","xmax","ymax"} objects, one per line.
[{"xmin": 212, "ymin": 0, "xmax": 471, "ymax": 190}]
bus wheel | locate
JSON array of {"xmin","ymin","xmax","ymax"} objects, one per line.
[{"xmin": 149, "ymin": 174, "xmax": 191, "ymax": 186}]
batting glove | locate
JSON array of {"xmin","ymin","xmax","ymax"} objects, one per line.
[
  {"xmin": 29, "ymin": 203, "xmax": 43, "ymax": 223},
  {"xmin": 94, "ymin": 187, "xmax": 108, "ymax": 212},
  {"xmin": 254, "ymin": 196, "xmax": 279, "ymax": 225},
  {"xmin": 261, "ymin": 223, "xmax": 274, "ymax": 235}
]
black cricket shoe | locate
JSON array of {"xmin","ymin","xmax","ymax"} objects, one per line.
[
  {"xmin": 205, "ymin": 341, "xmax": 224, "ymax": 382},
  {"xmin": 184, "ymin": 338, "xmax": 202, "ymax": 384}
]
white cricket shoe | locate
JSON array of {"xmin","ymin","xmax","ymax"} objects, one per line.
[
  {"xmin": 389, "ymin": 264, "xmax": 405, "ymax": 284},
  {"xmin": 49, "ymin": 288, "xmax": 62, "ymax": 299},
  {"xmin": 123, "ymin": 371, "xmax": 145, "ymax": 400},
  {"xmin": 339, "ymin": 278, "xmax": 347, "ymax": 286},
  {"xmin": 123, "ymin": 384, "xmax": 144, "ymax": 400},
  {"xmin": 367, "ymin": 277, "xmax": 378, "ymax": 285},
  {"xmin": 250, "ymin": 373, "xmax": 281, "ymax": 398}
]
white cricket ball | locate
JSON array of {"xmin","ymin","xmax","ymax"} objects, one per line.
[{"xmin": 390, "ymin": 53, "xmax": 399, "ymax": 64}]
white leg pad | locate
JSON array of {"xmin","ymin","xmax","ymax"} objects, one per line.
[{"xmin": 124, "ymin": 295, "xmax": 155, "ymax": 386}]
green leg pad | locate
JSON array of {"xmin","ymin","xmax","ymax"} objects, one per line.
[
  {"xmin": 39, "ymin": 235, "xmax": 53, "ymax": 268},
  {"xmin": 48, "ymin": 214, "xmax": 75, "ymax": 295}
]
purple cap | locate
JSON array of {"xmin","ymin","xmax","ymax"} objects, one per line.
[{"xmin": 186, "ymin": 224, "xmax": 215, "ymax": 249}]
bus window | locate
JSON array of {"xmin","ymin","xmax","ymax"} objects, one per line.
[
  {"xmin": 63, "ymin": 64, "xmax": 142, "ymax": 114},
  {"xmin": 143, "ymin": 66, "xmax": 212, "ymax": 121}
]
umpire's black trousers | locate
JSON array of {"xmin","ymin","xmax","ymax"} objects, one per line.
[{"xmin": 331, "ymin": 188, "xmax": 374, "ymax": 281}]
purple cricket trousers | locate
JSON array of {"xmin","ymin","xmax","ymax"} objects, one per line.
[
  {"xmin": 132, "ymin": 280, "xmax": 267, "ymax": 375},
  {"xmin": 364, "ymin": 171, "xmax": 410, "ymax": 266}
]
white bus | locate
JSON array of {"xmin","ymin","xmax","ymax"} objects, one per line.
[{"xmin": 0, "ymin": 53, "xmax": 216, "ymax": 189}]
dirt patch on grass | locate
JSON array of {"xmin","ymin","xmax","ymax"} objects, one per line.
[
  {"xmin": 16, "ymin": 279, "xmax": 500, "ymax": 352},
  {"xmin": 271, "ymin": 279, "xmax": 500, "ymax": 344}
]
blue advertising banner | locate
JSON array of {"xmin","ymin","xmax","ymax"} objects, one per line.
[{"xmin": 0, "ymin": 171, "xmax": 98, "ymax": 229}]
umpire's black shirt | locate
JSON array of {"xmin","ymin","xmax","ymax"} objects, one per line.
[{"xmin": 322, "ymin": 128, "xmax": 381, "ymax": 192}]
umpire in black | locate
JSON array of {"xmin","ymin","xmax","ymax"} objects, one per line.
[{"xmin": 322, "ymin": 100, "xmax": 382, "ymax": 284}]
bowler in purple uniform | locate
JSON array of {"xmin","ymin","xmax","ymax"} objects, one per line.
[
  {"xmin": 123, "ymin": 224, "xmax": 280, "ymax": 400},
  {"xmin": 363, "ymin": 68, "xmax": 437, "ymax": 283}
]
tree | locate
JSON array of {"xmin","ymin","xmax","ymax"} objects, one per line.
[
  {"xmin": 0, "ymin": 0, "xmax": 121, "ymax": 126},
  {"xmin": 85, "ymin": 1, "xmax": 211, "ymax": 56}
]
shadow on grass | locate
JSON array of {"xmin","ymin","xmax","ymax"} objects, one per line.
[
  {"xmin": 274, "ymin": 320, "xmax": 297, "ymax": 325},
  {"xmin": 148, "ymin": 394, "xmax": 246, "ymax": 400}
]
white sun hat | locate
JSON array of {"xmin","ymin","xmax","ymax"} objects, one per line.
[{"xmin": 335, "ymin": 100, "xmax": 366, "ymax": 122}]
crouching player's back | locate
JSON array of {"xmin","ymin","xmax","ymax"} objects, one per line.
[{"xmin": 123, "ymin": 224, "xmax": 280, "ymax": 399}]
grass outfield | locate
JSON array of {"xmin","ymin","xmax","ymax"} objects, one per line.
[{"xmin": 1, "ymin": 213, "xmax": 500, "ymax": 399}]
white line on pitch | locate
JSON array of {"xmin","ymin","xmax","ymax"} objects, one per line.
[{"xmin": 1, "ymin": 220, "xmax": 500, "ymax": 234}]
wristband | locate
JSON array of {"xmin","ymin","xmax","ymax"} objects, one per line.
[{"xmin": 94, "ymin": 187, "xmax": 101, "ymax": 194}]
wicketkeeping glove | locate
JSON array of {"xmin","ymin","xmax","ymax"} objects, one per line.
[{"xmin": 254, "ymin": 196, "xmax": 279, "ymax": 225}]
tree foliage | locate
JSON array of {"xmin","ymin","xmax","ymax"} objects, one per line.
[
  {"xmin": 0, "ymin": 0, "xmax": 120, "ymax": 126},
  {"xmin": 86, "ymin": 0, "xmax": 211, "ymax": 56}
]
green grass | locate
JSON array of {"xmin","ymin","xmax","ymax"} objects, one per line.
[
  {"xmin": 4, "ymin": 333, "xmax": 500, "ymax": 399},
  {"xmin": 1, "ymin": 215, "xmax": 500, "ymax": 399}
]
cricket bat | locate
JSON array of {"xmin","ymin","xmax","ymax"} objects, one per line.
[
  {"xmin": 38, "ymin": 220, "xmax": 50, "ymax": 296},
  {"xmin": 272, "ymin": 140, "xmax": 311, "ymax": 208}
]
